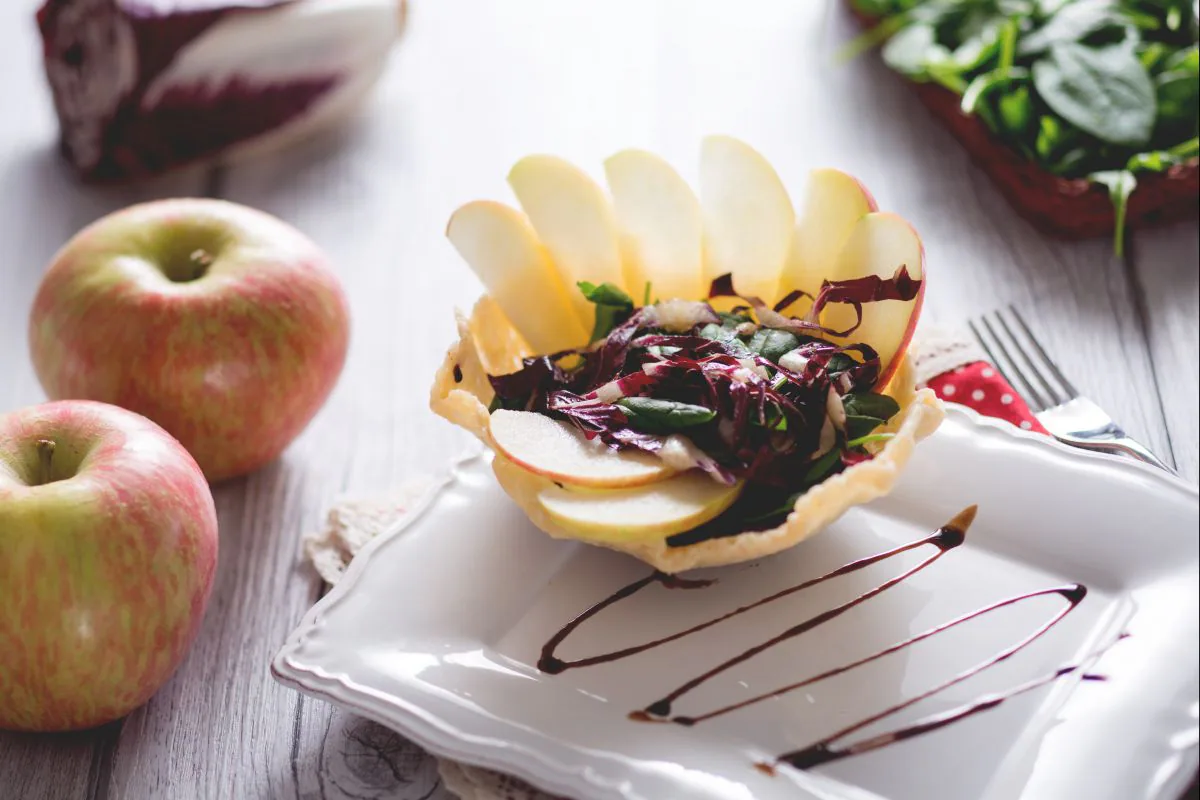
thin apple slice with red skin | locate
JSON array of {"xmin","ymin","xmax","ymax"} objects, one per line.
[
  {"xmin": 446, "ymin": 201, "xmax": 589, "ymax": 353},
  {"xmin": 489, "ymin": 409, "xmax": 673, "ymax": 488},
  {"xmin": 781, "ymin": 168, "xmax": 878, "ymax": 305},
  {"xmin": 699, "ymin": 136, "xmax": 795, "ymax": 304},
  {"xmin": 508, "ymin": 155, "xmax": 627, "ymax": 326},
  {"xmin": 537, "ymin": 471, "xmax": 743, "ymax": 543},
  {"xmin": 604, "ymin": 149, "xmax": 705, "ymax": 303},
  {"xmin": 820, "ymin": 212, "xmax": 925, "ymax": 387}
]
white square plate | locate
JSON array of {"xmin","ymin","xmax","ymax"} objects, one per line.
[{"xmin": 273, "ymin": 406, "xmax": 1199, "ymax": 800}]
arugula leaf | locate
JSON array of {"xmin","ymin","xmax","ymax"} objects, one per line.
[
  {"xmin": 578, "ymin": 281, "xmax": 634, "ymax": 343},
  {"xmin": 747, "ymin": 328, "xmax": 802, "ymax": 363},
  {"xmin": 1032, "ymin": 40, "xmax": 1156, "ymax": 146},
  {"xmin": 617, "ymin": 398, "xmax": 716, "ymax": 433},
  {"xmin": 842, "ymin": 391, "xmax": 902, "ymax": 421}
]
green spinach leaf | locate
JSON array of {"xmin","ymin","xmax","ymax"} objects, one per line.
[
  {"xmin": 804, "ymin": 445, "xmax": 844, "ymax": 484},
  {"xmin": 1032, "ymin": 40, "xmax": 1156, "ymax": 146},
  {"xmin": 1019, "ymin": 1, "xmax": 1127, "ymax": 57},
  {"xmin": 617, "ymin": 398, "xmax": 717, "ymax": 432},
  {"xmin": 748, "ymin": 328, "xmax": 802, "ymax": 363},
  {"xmin": 842, "ymin": 391, "xmax": 902, "ymax": 421},
  {"xmin": 697, "ymin": 321, "xmax": 752, "ymax": 356},
  {"xmin": 578, "ymin": 281, "xmax": 634, "ymax": 343},
  {"xmin": 884, "ymin": 23, "xmax": 942, "ymax": 76},
  {"xmin": 846, "ymin": 414, "xmax": 888, "ymax": 440}
]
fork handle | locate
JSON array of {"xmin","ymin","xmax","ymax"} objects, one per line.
[{"xmin": 1054, "ymin": 434, "xmax": 1176, "ymax": 474}]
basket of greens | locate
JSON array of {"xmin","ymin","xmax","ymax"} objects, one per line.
[{"xmin": 846, "ymin": 0, "xmax": 1199, "ymax": 253}]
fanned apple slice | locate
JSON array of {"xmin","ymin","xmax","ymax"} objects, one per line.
[
  {"xmin": 537, "ymin": 471, "xmax": 743, "ymax": 543},
  {"xmin": 781, "ymin": 168, "xmax": 878, "ymax": 305},
  {"xmin": 822, "ymin": 212, "xmax": 925, "ymax": 386},
  {"xmin": 447, "ymin": 201, "xmax": 589, "ymax": 354},
  {"xmin": 699, "ymin": 136, "xmax": 795, "ymax": 304},
  {"xmin": 604, "ymin": 149, "xmax": 705, "ymax": 303},
  {"xmin": 508, "ymin": 155, "xmax": 627, "ymax": 325},
  {"xmin": 490, "ymin": 409, "xmax": 673, "ymax": 488}
]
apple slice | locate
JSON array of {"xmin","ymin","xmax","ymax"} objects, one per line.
[
  {"xmin": 780, "ymin": 168, "xmax": 878, "ymax": 304},
  {"xmin": 604, "ymin": 149, "xmax": 705, "ymax": 303},
  {"xmin": 508, "ymin": 155, "xmax": 628, "ymax": 325},
  {"xmin": 537, "ymin": 471, "xmax": 743, "ymax": 543},
  {"xmin": 699, "ymin": 136, "xmax": 795, "ymax": 304},
  {"xmin": 822, "ymin": 213, "xmax": 925, "ymax": 386},
  {"xmin": 447, "ymin": 201, "xmax": 590, "ymax": 354},
  {"xmin": 489, "ymin": 409, "xmax": 672, "ymax": 488}
]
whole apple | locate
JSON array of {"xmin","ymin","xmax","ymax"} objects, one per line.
[
  {"xmin": 29, "ymin": 198, "xmax": 350, "ymax": 482},
  {"xmin": 0, "ymin": 400, "xmax": 218, "ymax": 732}
]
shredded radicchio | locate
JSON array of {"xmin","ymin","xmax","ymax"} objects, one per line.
[{"xmin": 489, "ymin": 270, "xmax": 918, "ymax": 493}]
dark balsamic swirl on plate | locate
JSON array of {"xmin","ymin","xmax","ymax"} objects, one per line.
[{"xmin": 538, "ymin": 506, "xmax": 1121, "ymax": 773}]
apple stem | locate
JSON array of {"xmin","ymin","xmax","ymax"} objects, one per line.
[
  {"xmin": 36, "ymin": 439, "xmax": 56, "ymax": 485},
  {"xmin": 188, "ymin": 248, "xmax": 213, "ymax": 281}
]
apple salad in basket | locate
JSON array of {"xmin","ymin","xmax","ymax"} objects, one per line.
[{"xmin": 432, "ymin": 137, "xmax": 943, "ymax": 573}]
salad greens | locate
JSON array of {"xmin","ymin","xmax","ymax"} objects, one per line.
[
  {"xmin": 489, "ymin": 272, "xmax": 920, "ymax": 542},
  {"xmin": 849, "ymin": 0, "xmax": 1199, "ymax": 254}
]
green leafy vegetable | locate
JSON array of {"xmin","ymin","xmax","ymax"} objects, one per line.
[
  {"xmin": 884, "ymin": 23, "xmax": 941, "ymax": 76},
  {"xmin": 1089, "ymin": 169, "xmax": 1137, "ymax": 255},
  {"xmin": 697, "ymin": 320, "xmax": 753, "ymax": 356},
  {"xmin": 804, "ymin": 446, "xmax": 844, "ymax": 484},
  {"xmin": 852, "ymin": 0, "xmax": 1199, "ymax": 253},
  {"xmin": 846, "ymin": 432, "xmax": 897, "ymax": 448},
  {"xmin": 842, "ymin": 391, "xmax": 902, "ymax": 421},
  {"xmin": 748, "ymin": 328, "xmax": 802, "ymax": 362},
  {"xmin": 1032, "ymin": 41, "xmax": 1156, "ymax": 146},
  {"xmin": 846, "ymin": 414, "xmax": 889, "ymax": 440},
  {"xmin": 578, "ymin": 281, "xmax": 634, "ymax": 343},
  {"xmin": 617, "ymin": 397, "xmax": 718, "ymax": 433},
  {"xmin": 1019, "ymin": 1, "xmax": 1127, "ymax": 57}
]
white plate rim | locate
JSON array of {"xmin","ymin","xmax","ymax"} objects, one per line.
[{"xmin": 271, "ymin": 403, "xmax": 1200, "ymax": 800}]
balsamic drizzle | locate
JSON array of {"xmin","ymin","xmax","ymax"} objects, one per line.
[
  {"xmin": 537, "ymin": 505, "xmax": 1112, "ymax": 774},
  {"xmin": 769, "ymin": 632, "xmax": 1127, "ymax": 773},
  {"xmin": 539, "ymin": 506, "xmax": 974, "ymax": 678}
]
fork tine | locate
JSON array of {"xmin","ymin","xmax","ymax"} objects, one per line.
[
  {"xmin": 1007, "ymin": 305, "xmax": 1079, "ymax": 399},
  {"xmin": 969, "ymin": 317, "xmax": 1049, "ymax": 411},
  {"xmin": 993, "ymin": 309, "xmax": 1065, "ymax": 406},
  {"xmin": 966, "ymin": 318, "xmax": 1016, "ymax": 386}
]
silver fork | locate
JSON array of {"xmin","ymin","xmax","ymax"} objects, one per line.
[{"xmin": 967, "ymin": 306, "xmax": 1175, "ymax": 474}]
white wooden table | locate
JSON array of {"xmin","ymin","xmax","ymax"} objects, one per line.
[{"xmin": 2, "ymin": 1, "xmax": 1196, "ymax": 798}]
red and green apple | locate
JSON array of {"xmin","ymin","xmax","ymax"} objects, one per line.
[
  {"xmin": 29, "ymin": 198, "xmax": 351, "ymax": 482},
  {"xmin": 0, "ymin": 400, "xmax": 218, "ymax": 732}
]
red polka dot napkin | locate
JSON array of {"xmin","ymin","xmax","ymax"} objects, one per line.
[{"xmin": 912, "ymin": 326, "xmax": 1050, "ymax": 435}]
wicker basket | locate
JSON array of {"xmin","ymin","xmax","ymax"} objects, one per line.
[{"xmin": 847, "ymin": 3, "xmax": 1199, "ymax": 239}]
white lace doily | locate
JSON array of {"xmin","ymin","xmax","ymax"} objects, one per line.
[
  {"xmin": 302, "ymin": 327, "xmax": 979, "ymax": 800},
  {"xmin": 909, "ymin": 324, "xmax": 986, "ymax": 385}
]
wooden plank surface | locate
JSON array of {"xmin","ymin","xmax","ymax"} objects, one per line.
[
  {"xmin": 1130, "ymin": 224, "xmax": 1200, "ymax": 482},
  {"xmin": 1, "ymin": 1, "xmax": 1195, "ymax": 799}
]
